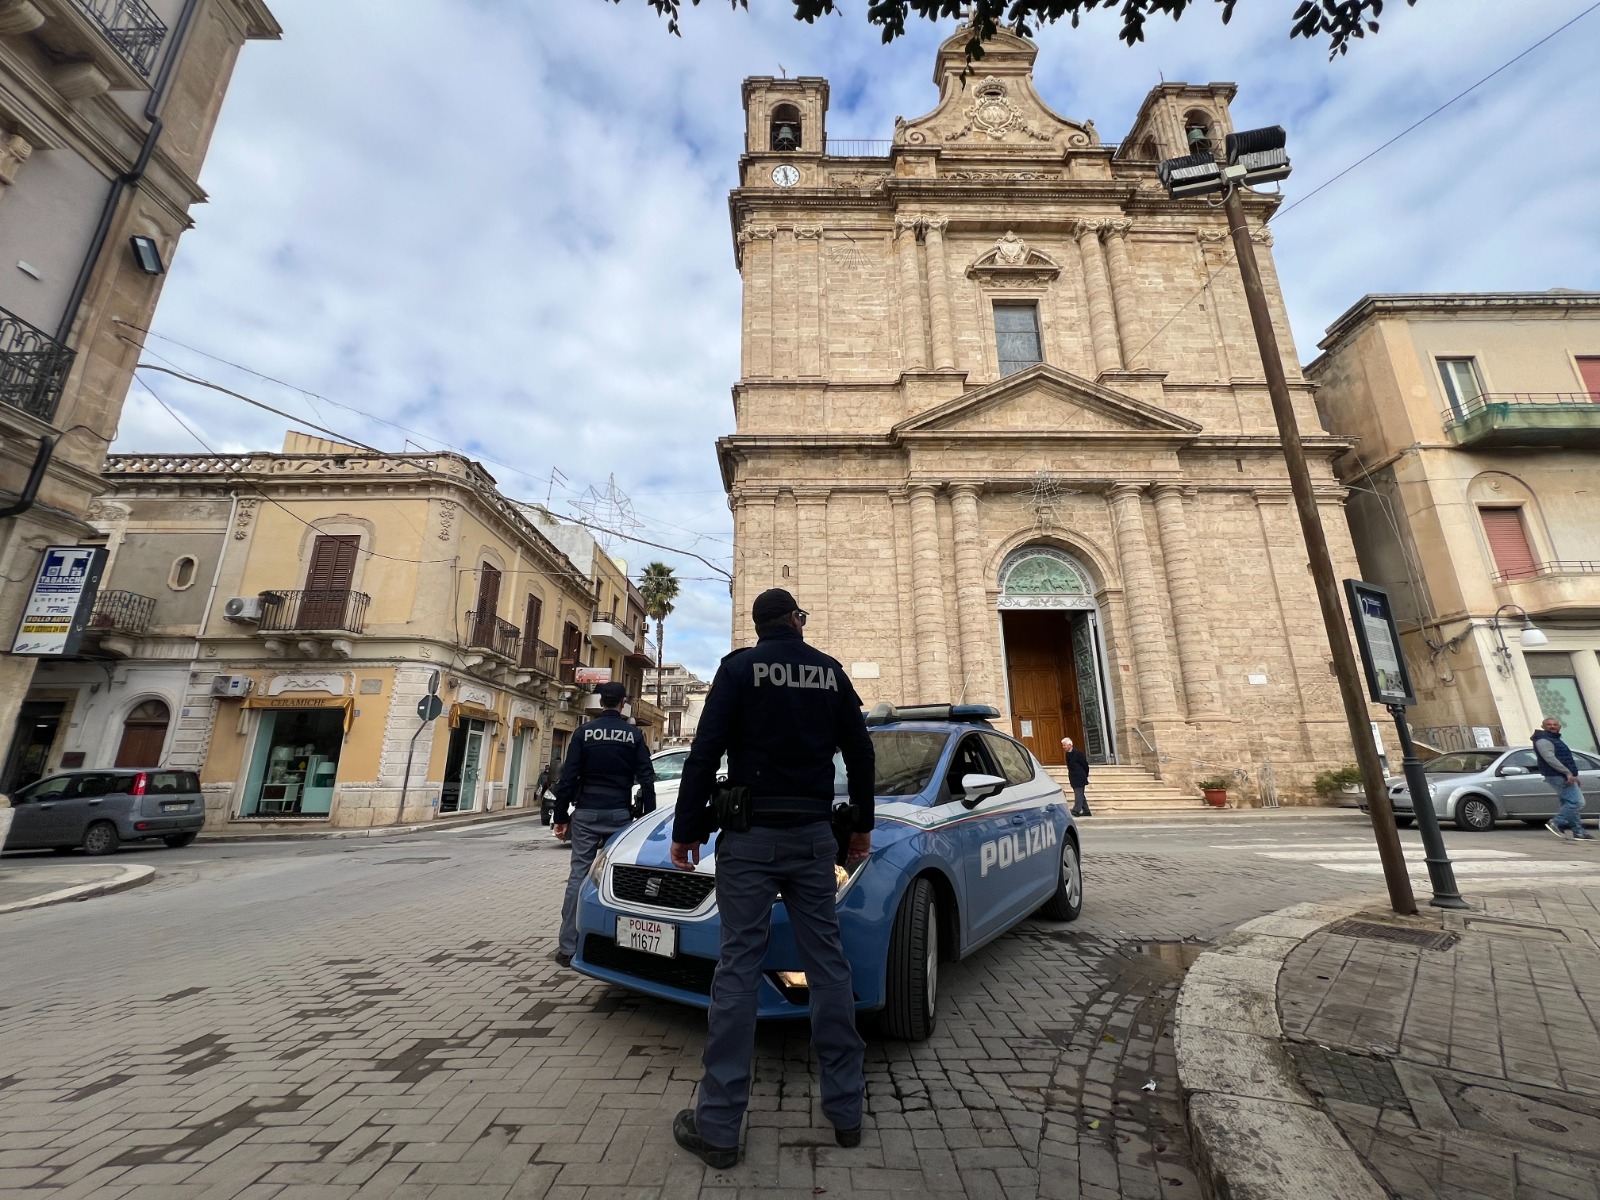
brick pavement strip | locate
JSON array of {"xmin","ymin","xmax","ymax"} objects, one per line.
[{"xmin": 0, "ymin": 825, "xmax": 1377, "ymax": 1198}]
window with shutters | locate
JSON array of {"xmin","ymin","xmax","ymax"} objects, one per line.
[
  {"xmin": 1479, "ymin": 507, "xmax": 1539, "ymax": 580},
  {"xmin": 471, "ymin": 563, "xmax": 502, "ymax": 648},
  {"xmin": 994, "ymin": 302, "xmax": 1043, "ymax": 376},
  {"xmin": 520, "ymin": 593, "xmax": 545, "ymax": 668},
  {"xmin": 298, "ymin": 535, "xmax": 360, "ymax": 628},
  {"xmin": 559, "ymin": 621, "xmax": 583, "ymax": 684},
  {"xmin": 1437, "ymin": 358, "xmax": 1484, "ymax": 420},
  {"xmin": 1577, "ymin": 356, "xmax": 1600, "ymax": 401}
]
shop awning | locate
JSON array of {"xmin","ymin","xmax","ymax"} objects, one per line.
[
  {"xmin": 511, "ymin": 716, "xmax": 540, "ymax": 736},
  {"xmin": 449, "ymin": 702, "xmax": 501, "ymax": 728},
  {"xmin": 243, "ymin": 694, "xmax": 354, "ymax": 732}
]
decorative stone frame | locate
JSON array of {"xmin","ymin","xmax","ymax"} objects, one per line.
[{"xmin": 168, "ymin": 554, "xmax": 199, "ymax": 591}]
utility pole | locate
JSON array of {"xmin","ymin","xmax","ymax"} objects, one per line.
[{"xmin": 1221, "ymin": 184, "xmax": 1416, "ymax": 915}]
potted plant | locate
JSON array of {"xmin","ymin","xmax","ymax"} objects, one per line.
[
  {"xmin": 1313, "ymin": 766, "xmax": 1363, "ymax": 805},
  {"xmin": 1197, "ymin": 777, "xmax": 1229, "ymax": 807}
]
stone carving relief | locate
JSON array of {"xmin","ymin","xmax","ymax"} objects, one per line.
[
  {"xmin": 736, "ymin": 225, "xmax": 778, "ymax": 245},
  {"xmin": 793, "ymin": 225, "xmax": 823, "ymax": 240},
  {"xmin": 945, "ymin": 169, "xmax": 1060, "ymax": 181},
  {"xmin": 267, "ymin": 673, "xmax": 346, "ymax": 696},
  {"xmin": 948, "ymin": 78, "xmax": 1051, "ymax": 142},
  {"xmin": 436, "ymin": 499, "xmax": 457, "ymax": 542},
  {"xmin": 0, "ymin": 132, "xmax": 32, "ymax": 186},
  {"xmin": 829, "ymin": 170, "xmax": 888, "ymax": 191},
  {"xmin": 966, "ymin": 231, "xmax": 1062, "ymax": 287},
  {"xmin": 1001, "ymin": 547, "xmax": 1092, "ymax": 596},
  {"xmin": 458, "ymin": 685, "xmax": 494, "ymax": 709},
  {"xmin": 232, "ymin": 498, "xmax": 259, "ymax": 540}
]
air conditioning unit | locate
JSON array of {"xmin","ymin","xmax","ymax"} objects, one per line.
[
  {"xmin": 211, "ymin": 674, "xmax": 254, "ymax": 698},
  {"xmin": 223, "ymin": 596, "xmax": 264, "ymax": 623}
]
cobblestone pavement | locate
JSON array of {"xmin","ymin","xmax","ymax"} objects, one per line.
[
  {"xmin": 0, "ymin": 814, "xmax": 1584, "ymax": 1199},
  {"xmin": 1281, "ymin": 885, "xmax": 1600, "ymax": 1200}
]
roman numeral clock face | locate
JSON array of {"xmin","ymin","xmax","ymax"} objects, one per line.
[{"xmin": 771, "ymin": 164, "xmax": 800, "ymax": 188}]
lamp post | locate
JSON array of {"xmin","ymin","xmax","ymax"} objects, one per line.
[
  {"xmin": 1159, "ymin": 127, "xmax": 1418, "ymax": 915},
  {"xmin": 1492, "ymin": 603, "xmax": 1549, "ymax": 670}
]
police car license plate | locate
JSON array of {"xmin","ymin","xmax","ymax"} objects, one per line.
[{"xmin": 618, "ymin": 916, "xmax": 675, "ymax": 957}]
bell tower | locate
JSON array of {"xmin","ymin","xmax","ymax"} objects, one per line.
[
  {"xmin": 1119, "ymin": 82, "xmax": 1238, "ymax": 164},
  {"xmin": 740, "ymin": 75, "xmax": 828, "ymax": 189}
]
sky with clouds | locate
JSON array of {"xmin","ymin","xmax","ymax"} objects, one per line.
[{"xmin": 117, "ymin": 0, "xmax": 1600, "ymax": 679}]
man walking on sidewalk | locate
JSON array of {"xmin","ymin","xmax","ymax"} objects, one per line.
[
  {"xmin": 1534, "ymin": 716, "xmax": 1594, "ymax": 841},
  {"xmin": 1062, "ymin": 737, "xmax": 1091, "ymax": 817}
]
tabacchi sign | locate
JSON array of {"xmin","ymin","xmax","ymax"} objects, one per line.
[{"xmin": 11, "ymin": 546, "xmax": 108, "ymax": 656}]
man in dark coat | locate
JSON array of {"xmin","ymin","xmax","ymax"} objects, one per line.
[
  {"xmin": 1062, "ymin": 737, "xmax": 1091, "ymax": 817},
  {"xmin": 1534, "ymin": 716, "xmax": 1593, "ymax": 841}
]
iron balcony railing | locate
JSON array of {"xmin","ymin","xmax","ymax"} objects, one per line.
[
  {"xmin": 1492, "ymin": 560, "xmax": 1600, "ymax": 583},
  {"xmin": 1412, "ymin": 725, "xmax": 1507, "ymax": 754},
  {"xmin": 466, "ymin": 610, "xmax": 522, "ymax": 660},
  {"xmin": 521, "ymin": 637, "xmax": 558, "ymax": 673},
  {"xmin": 88, "ymin": 589, "xmax": 154, "ymax": 635},
  {"xmin": 1442, "ymin": 392, "xmax": 1600, "ymax": 426},
  {"xmin": 259, "ymin": 589, "xmax": 370, "ymax": 634},
  {"xmin": 0, "ymin": 304, "xmax": 75, "ymax": 423},
  {"xmin": 73, "ymin": 0, "xmax": 168, "ymax": 76},
  {"xmin": 591, "ymin": 610, "xmax": 639, "ymax": 639},
  {"xmin": 825, "ymin": 138, "xmax": 892, "ymax": 157}
]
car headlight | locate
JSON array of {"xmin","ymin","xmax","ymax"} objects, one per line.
[
  {"xmin": 587, "ymin": 844, "xmax": 611, "ymax": 885},
  {"xmin": 835, "ymin": 859, "xmax": 867, "ymax": 901}
]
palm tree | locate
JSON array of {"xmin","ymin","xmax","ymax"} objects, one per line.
[{"xmin": 638, "ymin": 562, "xmax": 680, "ymax": 707}]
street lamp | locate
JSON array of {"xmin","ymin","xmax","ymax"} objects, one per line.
[
  {"xmin": 1493, "ymin": 603, "xmax": 1549, "ymax": 669},
  {"xmin": 1158, "ymin": 126, "xmax": 1421, "ymax": 915}
]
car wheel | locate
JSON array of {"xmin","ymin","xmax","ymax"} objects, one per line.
[
  {"xmin": 82, "ymin": 821, "xmax": 120, "ymax": 856},
  {"xmin": 1455, "ymin": 796, "xmax": 1496, "ymax": 832},
  {"xmin": 1394, "ymin": 816, "xmax": 1414, "ymax": 828},
  {"xmin": 882, "ymin": 877, "xmax": 937, "ymax": 1042},
  {"xmin": 163, "ymin": 832, "xmax": 198, "ymax": 849},
  {"xmin": 1039, "ymin": 835, "xmax": 1083, "ymax": 921}
]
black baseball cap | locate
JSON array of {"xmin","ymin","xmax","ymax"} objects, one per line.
[
  {"xmin": 596, "ymin": 681, "xmax": 627, "ymax": 707},
  {"xmin": 752, "ymin": 587, "xmax": 800, "ymax": 624}
]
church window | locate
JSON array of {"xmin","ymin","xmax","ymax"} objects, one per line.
[
  {"xmin": 1437, "ymin": 357, "xmax": 1484, "ymax": 420},
  {"xmin": 770, "ymin": 104, "xmax": 802, "ymax": 152},
  {"xmin": 994, "ymin": 302, "xmax": 1043, "ymax": 376}
]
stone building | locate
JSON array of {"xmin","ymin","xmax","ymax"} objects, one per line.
[
  {"xmin": 1311, "ymin": 291, "xmax": 1600, "ymax": 755},
  {"xmin": 16, "ymin": 433, "xmax": 598, "ymax": 830},
  {"xmin": 718, "ymin": 25, "xmax": 1375, "ymax": 797},
  {"xmin": 0, "ymin": 0, "xmax": 278, "ymax": 791},
  {"xmin": 651, "ymin": 661, "xmax": 710, "ymax": 745}
]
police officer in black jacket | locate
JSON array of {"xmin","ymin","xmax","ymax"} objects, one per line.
[
  {"xmin": 668, "ymin": 588, "xmax": 875, "ymax": 1169},
  {"xmin": 553, "ymin": 680, "xmax": 655, "ymax": 967}
]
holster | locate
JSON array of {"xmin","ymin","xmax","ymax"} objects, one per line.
[
  {"xmin": 831, "ymin": 803, "xmax": 856, "ymax": 866},
  {"xmin": 713, "ymin": 784, "xmax": 753, "ymax": 833}
]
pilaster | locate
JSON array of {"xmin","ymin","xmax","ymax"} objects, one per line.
[
  {"xmin": 1109, "ymin": 483, "xmax": 1178, "ymax": 720},
  {"xmin": 1101, "ymin": 219, "xmax": 1141, "ymax": 368},
  {"xmin": 1151, "ymin": 485, "xmax": 1223, "ymax": 719},
  {"xmin": 1074, "ymin": 219, "xmax": 1123, "ymax": 374},
  {"xmin": 949, "ymin": 484, "xmax": 993, "ymax": 708},
  {"xmin": 922, "ymin": 218, "xmax": 957, "ymax": 372},
  {"xmin": 895, "ymin": 215, "xmax": 927, "ymax": 370},
  {"xmin": 908, "ymin": 483, "xmax": 951, "ymax": 701},
  {"xmin": 795, "ymin": 488, "xmax": 830, "ymax": 646}
]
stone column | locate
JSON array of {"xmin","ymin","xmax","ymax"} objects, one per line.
[
  {"xmin": 737, "ymin": 226, "xmax": 776, "ymax": 378},
  {"xmin": 1150, "ymin": 485, "xmax": 1223, "ymax": 717},
  {"xmin": 895, "ymin": 215, "xmax": 927, "ymax": 370},
  {"xmin": 922, "ymin": 217, "xmax": 957, "ymax": 371},
  {"xmin": 949, "ymin": 484, "xmax": 993, "ymax": 707},
  {"xmin": 794, "ymin": 225, "xmax": 823, "ymax": 377},
  {"xmin": 1101, "ymin": 219, "xmax": 1141, "ymax": 368},
  {"xmin": 908, "ymin": 483, "xmax": 951, "ymax": 701},
  {"xmin": 795, "ymin": 489, "xmax": 829, "ymax": 646},
  {"xmin": 1109, "ymin": 483, "xmax": 1178, "ymax": 719},
  {"xmin": 1075, "ymin": 219, "xmax": 1123, "ymax": 375}
]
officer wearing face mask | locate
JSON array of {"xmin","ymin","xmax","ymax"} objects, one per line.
[{"xmin": 667, "ymin": 587, "xmax": 875, "ymax": 1169}]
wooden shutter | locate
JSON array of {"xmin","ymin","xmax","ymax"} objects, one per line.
[
  {"xmin": 299, "ymin": 536, "xmax": 360, "ymax": 628},
  {"xmin": 1480, "ymin": 508, "xmax": 1538, "ymax": 579},
  {"xmin": 476, "ymin": 563, "xmax": 501, "ymax": 615},
  {"xmin": 1578, "ymin": 356, "xmax": 1600, "ymax": 401},
  {"xmin": 521, "ymin": 594, "xmax": 544, "ymax": 666}
]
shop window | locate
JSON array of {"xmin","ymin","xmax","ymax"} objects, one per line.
[
  {"xmin": 169, "ymin": 555, "xmax": 198, "ymax": 590},
  {"xmin": 1526, "ymin": 653, "xmax": 1599, "ymax": 754},
  {"xmin": 115, "ymin": 699, "xmax": 170, "ymax": 767},
  {"xmin": 241, "ymin": 708, "xmax": 344, "ymax": 817}
]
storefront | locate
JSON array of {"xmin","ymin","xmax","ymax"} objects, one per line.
[
  {"xmin": 239, "ymin": 697, "xmax": 352, "ymax": 817},
  {"xmin": 441, "ymin": 702, "xmax": 499, "ymax": 813}
]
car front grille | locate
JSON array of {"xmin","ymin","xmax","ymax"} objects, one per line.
[
  {"xmin": 582, "ymin": 934, "xmax": 717, "ymax": 995},
  {"xmin": 610, "ymin": 864, "xmax": 717, "ymax": 911}
]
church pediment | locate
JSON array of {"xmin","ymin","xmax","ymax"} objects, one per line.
[
  {"xmin": 893, "ymin": 365, "xmax": 1201, "ymax": 439},
  {"xmin": 967, "ymin": 232, "xmax": 1060, "ymax": 286},
  {"xmin": 894, "ymin": 27, "xmax": 1099, "ymax": 154}
]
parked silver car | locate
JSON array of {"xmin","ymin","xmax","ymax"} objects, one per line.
[
  {"xmin": 1379, "ymin": 747, "xmax": 1600, "ymax": 831},
  {"xmin": 3, "ymin": 768, "xmax": 205, "ymax": 854}
]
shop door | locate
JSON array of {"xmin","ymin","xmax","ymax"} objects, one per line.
[
  {"xmin": 298, "ymin": 535, "xmax": 360, "ymax": 628},
  {"xmin": 115, "ymin": 700, "xmax": 171, "ymax": 767},
  {"xmin": 3, "ymin": 701, "xmax": 65, "ymax": 793},
  {"xmin": 441, "ymin": 718, "xmax": 487, "ymax": 813},
  {"xmin": 1002, "ymin": 611, "xmax": 1084, "ymax": 766}
]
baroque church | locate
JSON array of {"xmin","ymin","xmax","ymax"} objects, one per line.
[{"xmin": 718, "ymin": 26, "xmax": 1367, "ymax": 798}]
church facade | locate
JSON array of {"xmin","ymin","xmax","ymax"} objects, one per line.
[{"xmin": 718, "ymin": 28, "xmax": 1370, "ymax": 798}]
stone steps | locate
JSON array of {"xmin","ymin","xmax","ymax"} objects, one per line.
[{"xmin": 1042, "ymin": 763, "xmax": 1205, "ymax": 809}]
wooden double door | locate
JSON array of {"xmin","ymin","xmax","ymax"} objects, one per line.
[{"xmin": 1003, "ymin": 610, "xmax": 1090, "ymax": 767}]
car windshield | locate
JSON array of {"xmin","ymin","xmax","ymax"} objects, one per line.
[
  {"xmin": 1424, "ymin": 752, "xmax": 1499, "ymax": 775},
  {"xmin": 869, "ymin": 730, "xmax": 952, "ymax": 796},
  {"xmin": 653, "ymin": 754, "xmax": 689, "ymax": 781}
]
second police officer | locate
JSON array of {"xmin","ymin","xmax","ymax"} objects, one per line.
[
  {"xmin": 668, "ymin": 587, "xmax": 876, "ymax": 1169},
  {"xmin": 553, "ymin": 680, "xmax": 656, "ymax": 967}
]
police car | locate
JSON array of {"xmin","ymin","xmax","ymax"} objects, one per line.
[{"xmin": 571, "ymin": 704, "xmax": 1082, "ymax": 1040}]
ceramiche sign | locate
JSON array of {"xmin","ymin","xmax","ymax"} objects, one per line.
[{"xmin": 10, "ymin": 546, "xmax": 108, "ymax": 657}]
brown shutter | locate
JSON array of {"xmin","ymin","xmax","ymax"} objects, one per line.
[
  {"xmin": 1578, "ymin": 357, "xmax": 1600, "ymax": 401},
  {"xmin": 476, "ymin": 563, "xmax": 501, "ymax": 615},
  {"xmin": 520, "ymin": 594, "xmax": 544, "ymax": 667},
  {"xmin": 1480, "ymin": 508, "xmax": 1538, "ymax": 579},
  {"xmin": 299, "ymin": 536, "xmax": 360, "ymax": 628}
]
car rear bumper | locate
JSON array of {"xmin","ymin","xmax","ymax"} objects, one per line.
[{"xmin": 119, "ymin": 813, "xmax": 205, "ymax": 838}]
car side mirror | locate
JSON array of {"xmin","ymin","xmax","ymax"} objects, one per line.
[
  {"xmin": 960, "ymin": 773, "xmax": 1006, "ymax": 808},
  {"xmin": 1500, "ymin": 765, "xmax": 1529, "ymax": 776}
]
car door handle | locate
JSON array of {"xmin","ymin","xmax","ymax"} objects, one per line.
[
  {"xmin": 38, "ymin": 802, "xmax": 53, "ymax": 809},
  {"xmin": 87, "ymin": 799, "xmax": 101, "ymax": 805},
  {"xmin": 1010, "ymin": 815, "xmax": 1025, "ymax": 826}
]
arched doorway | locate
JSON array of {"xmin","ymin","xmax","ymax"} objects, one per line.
[
  {"xmin": 115, "ymin": 699, "xmax": 171, "ymax": 767},
  {"xmin": 997, "ymin": 547, "xmax": 1114, "ymax": 766}
]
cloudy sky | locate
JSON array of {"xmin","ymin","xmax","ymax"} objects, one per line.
[{"xmin": 118, "ymin": 0, "xmax": 1600, "ymax": 678}]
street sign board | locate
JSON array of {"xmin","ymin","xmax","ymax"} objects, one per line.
[
  {"xmin": 1343, "ymin": 580, "xmax": 1416, "ymax": 707},
  {"xmin": 573, "ymin": 666, "xmax": 612, "ymax": 685},
  {"xmin": 10, "ymin": 545, "xmax": 108, "ymax": 656},
  {"xmin": 416, "ymin": 695, "xmax": 444, "ymax": 722}
]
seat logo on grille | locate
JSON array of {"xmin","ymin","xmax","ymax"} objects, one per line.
[{"xmin": 644, "ymin": 876, "xmax": 662, "ymax": 899}]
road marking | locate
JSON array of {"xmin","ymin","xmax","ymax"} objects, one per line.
[{"xmin": 1219, "ymin": 838, "xmax": 1600, "ymax": 882}]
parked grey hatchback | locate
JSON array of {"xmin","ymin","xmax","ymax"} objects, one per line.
[
  {"xmin": 1376, "ymin": 747, "xmax": 1600, "ymax": 831},
  {"xmin": 3, "ymin": 768, "xmax": 204, "ymax": 854}
]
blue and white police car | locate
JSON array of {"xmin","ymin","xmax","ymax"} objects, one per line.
[{"xmin": 571, "ymin": 704, "xmax": 1082, "ymax": 1040}]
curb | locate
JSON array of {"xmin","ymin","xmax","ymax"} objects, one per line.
[
  {"xmin": 1175, "ymin": 892, "xmax": 1389, "ymax": 1200},
  {"xmin": 197, "ymin": 806, "xmax": 544, "ymax": 843},
  {"xmin": 1079, "ymin": 808, "xmax": 1364, "ymax": 825},
  {"xmin": 0, "ymin": 863, "xmax": 156, "ymax": 915}
]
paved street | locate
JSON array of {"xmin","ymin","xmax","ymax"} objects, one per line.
[{"xmin": 2, "ymin": 812, "xmax": 1597, "ymax": 1200}]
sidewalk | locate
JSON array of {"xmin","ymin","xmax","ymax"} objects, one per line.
[
  {"xmin": 198, "ymin": 803, "xmax": 544, "ymax": 842},
  {"xmin": 0, "ymin": 862, "xmax": 154, "ymax": 914},
  {"xmin": 1177, "ymin": 882, "xmax": 1600, "ymax": 1200}
]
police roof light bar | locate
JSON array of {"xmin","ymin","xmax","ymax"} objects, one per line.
[{"xmin": 864, "ymin": 703, "xmax": 1002, "ymax": 727}]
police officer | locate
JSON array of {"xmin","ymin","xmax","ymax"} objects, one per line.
[
  {"xmin": 553, "ymin": 680, "xmax": 656, "ymax": 967},
  {"xmin": 668, "ymin": 588, "xmax": 875, "ymax": 1169}
]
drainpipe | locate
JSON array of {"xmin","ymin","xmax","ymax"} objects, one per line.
[
  {"xmin": 0, "ymin": 435, "xmax": 56, "ymax": 519},
  {"xmin": 54, "ymin": 0, "xmax": 204, "ymax": 345}
]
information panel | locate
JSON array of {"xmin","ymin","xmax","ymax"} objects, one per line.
[
  {"xmin": 11, "ymin": 545, "xmax": 108, "ymax": 656},
  {"xmin": 1343, "ymin": 579, "xmax": 1416, "ymax": 707}
]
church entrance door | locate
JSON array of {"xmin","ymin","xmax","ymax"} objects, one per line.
[{"xmin": 1002, "ymin": 611, "xmax": 1084, "ymax": 766}]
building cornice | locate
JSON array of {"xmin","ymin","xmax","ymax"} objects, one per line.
[{"xmin": 1318, "ymin": 291, "xmax": 1600, "ymax": 352}]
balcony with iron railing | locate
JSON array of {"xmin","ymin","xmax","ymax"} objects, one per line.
[
  {"xmin": 589, "ymin": 609, "xmax": 638, "ymax": 655},
  {"xmin": 1491, "ymin": 560, "xmax": 1600, "ymax": 617},
  {"xmin": 0, "ymin": 305, "xmax": 75, "ymax": 423},
  {"xmin": 87, "ymin": 589, "xmax": 154, "ymax": 636},
  {"xmin": 1442, "ymin": 392, "xmax": 1600, "ymax": 449},
  {"xmin": 825, "ymin": 138, "xmax": 892, "ymax": 157},
  {"xmin": 465, "ymin": 610, "xmax": 521, "ymax": 660},
  {"xmin": 27, "ymin": 0, "xmax": 168, "ymax": 91},
  {"xmin": 259, "ymin": 589, "xmax": 370, "ymax": 634},
  {"xmin": 521, "ymin": 637, "xmax": 559, "ymax": 675}
]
